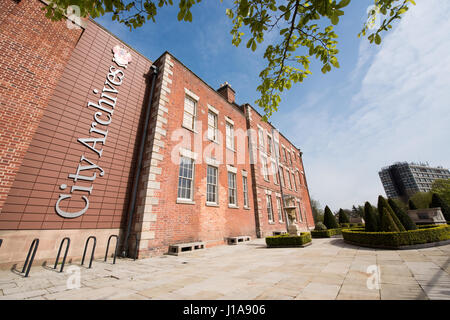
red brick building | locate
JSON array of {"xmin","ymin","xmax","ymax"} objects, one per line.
[{"xmin": 0, "ymin": 0, "xmax": 314, "ymax": 268}]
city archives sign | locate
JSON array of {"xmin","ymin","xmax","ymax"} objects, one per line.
[{"xmin": 55, "ymin": 46, "xmax": 132, "ymax": 218}]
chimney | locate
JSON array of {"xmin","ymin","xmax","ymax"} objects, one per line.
[{"xmin": 217, "ymin": 82, "xmax": 235, "ymax": 104}]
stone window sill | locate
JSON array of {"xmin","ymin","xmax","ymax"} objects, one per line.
[{"xmin": 176, "ymin": 199, "xmax": 195, "ymax": 205}]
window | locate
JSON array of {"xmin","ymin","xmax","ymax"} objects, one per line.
[
  {"xmin": 226, "ymin": 121, "xmax": 234, "ymax": 150},
  {"xmin": 183, "ymin": 95, "xmax": 196, "ymax": 130},
  {"xmin": 288, "ymin": 152, "xmax": 292, "ymax": 165},
  {"xmin": 277, "ymin": 197, "xmax": 283, "ymax": 223},
  {"xmin": 280, "ymin": 167, "xmax": 285, "ymax": 187},
  {"xmin": 258, "ymin": 128, "xmax": 264, "ymax": 150},
  {"xmin": 242, "ymin": 176, "xmax": 249, "ymax": 208},
  {"xmin": 297, "ymin": 172, "xmax": 302, "ymax": 186},
  {"xmin": 266, "ymin": 195, "xmax": 274, "ymax": 222},
  {"xmin": 262, "ymin": 156, "xmax": 269, "ymax": 181},
  {"xmin": 271, "ymin": 161, "xmax": 278, "ymax": 184},
  {"xmin": 207, "ymin": 111, "xmax": 218, "ymax": 141},
  {"xmin": 286, "ymin": 169, "xmax": 291, "ymax": 189},
  {"xmin": 292, "ymin": 172, "xmax": 297, "ymax": 191},
  {"xmin": 267, "ymin": 135, "xmax": 272, "ymax": 155},
  {"xmin": 177, "ymin": 156, "xmax": 194, "ymax": 200},
  {"xmin": 206, "ymin": 165, "xmax": 218, "ymax": 204},
  {"xmin": 228, "ymin": 172, "xmax": 237, "ymax": 205},
  {"xmin": 298, "ymin": 202, "xmax": 303, "ymax": 222},
  {"xmin": 283, "ymin": 147, "xmax": 287, "ymax": 163}
]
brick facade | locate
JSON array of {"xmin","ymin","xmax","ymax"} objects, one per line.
[{"xmin": 0, "ymin": 0, "xmax": 314, "ymax": 267}]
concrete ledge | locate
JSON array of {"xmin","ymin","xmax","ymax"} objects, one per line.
[
  {"xmin": 168, "ymin": 242, "xmax": 205, "ymax": 256},
  {"xmin": 227, "ymin": 236, "xmax": 251, "ymax": 245},
  {"xmin": 343, "ymin": 239, "xmax": 450, "ymax": 250}
]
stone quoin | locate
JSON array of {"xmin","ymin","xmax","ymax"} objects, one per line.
[{"xmin": 0, "ymin": 0, "xmax": 314, "ymax": 268}]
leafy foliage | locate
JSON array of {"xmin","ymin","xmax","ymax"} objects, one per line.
[
  {"xmin": 379, "ymin": 207, "xmax": 400, "ymax": 232},
  {"xmin": 430, "ymin": 193, "xmax": 450, "ymax": 222},
  {"xmin": 41, "ymin": 0, "xmax": 415, "ymax": 120},
  {"xmin": 388, "ymin": 198, "xmax": 417, "ymax": 230},
  {"xmin": 364, "ymin": 201, "xmax": 378, "ymax": 232},
  {"xmin": 431, "ymin": 179, "xmax": 450, "ymax": 206},
  {"xmin": 310, "ymin": 198, "xmax": 323, "ymax": 223},
  {"xmin": 408, "ymin": 199, "xmax": 418, "ymax": 210},
  {"xmin": 265, "ymin": 232, "xmax": 311, "ymax": 246},
  {"xmin": 311, "ymin": 228, "xmax": 341, "ymax": 238},
  {"xmin": 323, "ymin": 205, "xmax": 339, "ymax": 229},
  {"xmin": 409, "ymin": 191, "xmax": 432, "ymax": 209},
  {"xmin": 314, "ymin": 221, "xmax": 327, "ymax": 230}
]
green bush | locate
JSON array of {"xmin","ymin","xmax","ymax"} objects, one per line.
[
  {"xmin": 342, "ymin": 225, "xmax": 450, "ymax": 248},
  {"xmin": 378, "ymin": 196, "xmax": 406, "ymax": 232},
  {"xmin": 314, "ymin": 222, "xmax": 327, "ymax": 230},
  {"xmin": 338, "ymin": 209, "xmax": 350, "ymax": 224},
  {"xmin": 323, "ymin": 206, "xmax": 339, "ymax": 229},
  {"xmin": 340, "ymin": 223, "xmax": 350, "ymax": 228},
  {"xmin": 265, "ymin": 233, "xmax": 312, "ymax": 247},
  {"xmin": 388, "ymin": 198, "xmax": 417, "ymax": 230},
  {"xmin": 364, "ymin": 202, "xmax": 378, "ymax": 232},
  {"xmin": 311, "ymin": 228, "xmax": 342, "ymax": 238},
  {"xmin": 408, "ymin": 199, "xmax": 418, "ymax": 210},
  {"xmin": 430, "ymin": 193, "xmax": 450, "ymax": 222}
]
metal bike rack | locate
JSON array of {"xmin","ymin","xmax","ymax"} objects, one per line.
[
  {"xmin": 104, "ymin": 235, "xmax": 118, "ymax": 264},
  {"xmin": 53, "ymin": 237, "xmax": 70, "ymax": 272},
  {"xmin": 22, "ymin": 238, "xmax": 39, "ymax": 277},
  {"xmin": 81, "ymin": 236, "xmax": 96, "ymax": 269}
]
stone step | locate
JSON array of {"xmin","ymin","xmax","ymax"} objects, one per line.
[
  {"xmin": 167, "ymin": 242, "xmax": 205, "ymax": 256},
  {"xmin": 227, "ymin": 236, "xmax": 251, "ymax": 245}
]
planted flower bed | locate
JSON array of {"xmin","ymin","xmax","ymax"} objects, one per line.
[
  {"xmin": 342, "ymin": 224, "xmax": 450, "ymax": 249},
  {"xmin": 265, "ymin": 232, "xmax": 312, "ymax": 248}
]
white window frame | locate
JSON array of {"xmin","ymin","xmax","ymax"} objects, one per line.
[
  {"xmin": 228, "ymin": 171, "xmax": 238, "ymax": 206},
  {"xmin": 177, "ymin": 156, "xmax": 195, "ymax": 201},
  {"xmin": 226, "ymin": 120, "xmax": 235, "ymax": 151},
  {"xmin": 242, "ymin": 175, "xmax": 249, "ymax": 208},
  {"xmin": 271, "ymin": 161, "xmax": 278, "ymax": 185},
  {"xmin": 261, "ymin": 155, "xmax": 269, "ymax": 181},
  {"xmin": 206, "ymin": 165, "xmax": 218, "ymax": 205},
  {"xmin": 207, "ymin": 109, "xmax": 218, "ymax": 142},
  {"xmin": 182, "ymin": 94, "xmax": 197, "ymax": 132},
  {"xmin": 266, "ymin": 195, "xmax": 274, "ymax": 223},
  {"xmin": 277, "ymin": 197, "xmax": 283, "ymax": 223},
  {"xmin": 258, "ymin": 128, "xmax": 264, "ymax": 151}
]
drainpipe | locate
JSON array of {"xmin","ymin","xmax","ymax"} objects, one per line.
[{"xmin": 121, "ymin": 64, "xmax": 158, "ymax": 258}]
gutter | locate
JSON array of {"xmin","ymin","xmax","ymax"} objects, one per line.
[{"xmin": 121, "ymin": 64, "xmax": 158, "ymax": 258}]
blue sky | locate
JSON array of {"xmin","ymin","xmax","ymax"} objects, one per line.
[{"xmin": 95, "ymin": 0, "xmax": 450, "ymax": 211}]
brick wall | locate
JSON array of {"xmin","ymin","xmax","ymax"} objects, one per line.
[
  {"xmin": 134, "ymin": 53, "xmax": 257, "ymax": 257},
  {"xmin": 244, "ymin": 104, "xmax": 315, "ymax": 237}
]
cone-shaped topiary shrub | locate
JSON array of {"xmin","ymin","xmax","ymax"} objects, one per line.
[
  {"xmin": 323, "ymin": 206, "xmax": 339, "ymax": 229},
  {"xmin": 378, "ymin": 196, "xmax": 406, "ymax": 231},
  {"xmin": 314, "ymin": 222, "xmax": 327, "ymax": 230},
  {"xmin": 364, "ymin": 202, "xmax": 378, "ymax": 232},
  {"xmin": 388, "ymin": 198, "xmax": 417, "ymax": 230},
  {"xmin": 338, "ymin": 208, "xmax": 350, "ymax": 224},
  {"xmin": 408, "ymin": 199, "xmax": 418, "ymax": 210},
  {"xmin": 379, "ymin": 207, "xmax": 400, "ymax": 232},
  {"xmin": 430, "ymin": 193, "xmax": 450, "ymax": 222}
]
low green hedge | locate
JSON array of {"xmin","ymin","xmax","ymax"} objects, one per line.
[
  {"xmin": 340, "ymin": 223, "xmax": 363, "ymax": 228},
  {"xmin": 342, "ymin": 224, "xmax": 450, "ymax": 248},
  {"xmin": 265, "ymin": 232, "xmax": 312, "ymax": 247},
  {"xmin": 311, "ymin": 228, "xmax": 342, "ymax": 238}
]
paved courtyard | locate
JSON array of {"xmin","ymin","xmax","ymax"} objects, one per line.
[{"xmin": 0, "ymin": 237, "xmax": 449, "ymax": 300}]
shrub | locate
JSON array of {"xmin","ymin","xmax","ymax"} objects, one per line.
[
  {"xmin": 408, "ymin": 199, "xmax": 418, "ymax": 210},
  {"xmin": 311, "ymin": 228, "xmax": 342, "ymax": 238},
  {"xmin": 430, "ymin": 193, "xmax": 450, "ymax": 222},
  {"xmin": 342, "ymin": 225, "xmax": 450, "ymax": 248},
  {"xmin": 340, "ymin": 223, "xmax": 350, "ymax": 228},
  {"xmin": 364, "ymin": 202, "xmax": 378, "ymax": 232},
  {"xmin": 380, "ymin": 207, "xmax": 400, "ymax": 232},
  {"xmin": 265, "ymin": 233, "xmax": 312, "ymax": 247},
  {"xmin": 378, "ymin": 196, "xmax": 405, "ymax": 231},
  {"xmin": 338, "ymin": 209, "xmax": 350, "ymax": 224},
  {"xmin": 388, "ymin": 198, "xmax": 417, "ymax": 230},
  {"xmin": 323, "ymin": 206, "xmax": 339, "ymax": 229},
  {"xmin": 314, "ymin": 222, "xmax": 327, "ymax": 230}
]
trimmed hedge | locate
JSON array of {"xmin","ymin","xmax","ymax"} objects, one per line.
[
  {"xmin": 342, "ymin": 224, "xmax": 450, "ymax": 248},
  {"xmin": 324, "ymin": 206, "xmax": 339, "ymax": 229},
  {"xmin": 265, "ymin": 233, "xmax": 312, "ymax": 247},
  {"xmin": 311, "ymin": 228, "xmax": 342, "ymax": 238}
]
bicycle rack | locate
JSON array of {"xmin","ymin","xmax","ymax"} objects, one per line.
[
  {"xmin": 104, "ymin": 235, "xmax": 118, "ymax": 264},
  {"xmin": 22, "ymin": 238, "xmax": 39, "ymax": 278},
  {"xmin": 81, "ymin": 236, "xmax": 96, "ymax": 269},
  {"xmin": 53, "ymin": 237, "xmax": 70, "ymax": 272}
]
